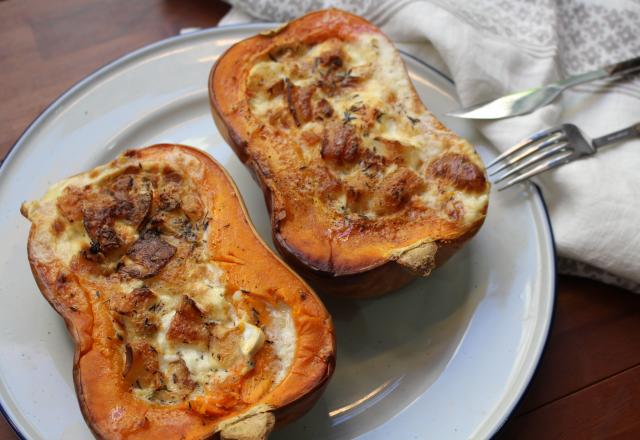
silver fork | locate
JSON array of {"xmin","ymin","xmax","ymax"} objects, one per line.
[{"xmin": 488, "ymin": 122, "xmax": 640, "ymax": 190}]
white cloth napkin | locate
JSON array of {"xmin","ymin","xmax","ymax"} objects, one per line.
[{"xmin": 220, "ymin": 0, "xmax": 640, "ymax": 293}]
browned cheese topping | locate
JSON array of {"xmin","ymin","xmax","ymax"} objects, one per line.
[
  {"xmin": 246, "ymin": 34, "xmax": 488, "ymax": 230},
  {"xmin": 37, "ymin": 155, "xmax": 291, "ymax": 407}
]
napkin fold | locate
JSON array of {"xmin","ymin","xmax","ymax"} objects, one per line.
[{"xmin": 221, "ymin": 0, "xmax": 640, "ymax": 293}]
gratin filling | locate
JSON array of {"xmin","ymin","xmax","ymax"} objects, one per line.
[
  {"xmin": 247, "ymin": 33, "xmax": 488, "ymax": 225},
  {"xmin": 23, "ymin": 152, "xmax": 296, "ymax": 410}
]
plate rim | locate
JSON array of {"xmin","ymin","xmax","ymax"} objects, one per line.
[
  {"xmin": 0, "ymin": 23, "xmax": 557, "ymax": 440},
  {"xmin": 485, "ymin": 182, "xmax": 557, "ymax": 437}
]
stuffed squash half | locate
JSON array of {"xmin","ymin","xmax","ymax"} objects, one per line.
[
  {"xmin": 209, "ymin": 9, "xmax": 490, "ymax": 298},
  {"xmin": 21, "ymin": 145, "xmax": 335, "ymax": 439}
]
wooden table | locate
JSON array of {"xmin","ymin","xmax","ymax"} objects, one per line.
[{"xmin": 1, "ymin": 1, "xmax": 639, "ymax": 438}]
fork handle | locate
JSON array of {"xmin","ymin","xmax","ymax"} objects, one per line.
[
  {"xmin": 592, "ymin": 122, "xmax": 640, "ymax": 149},
  {"xmin": 604, "ymin": 56, "xmax": 640, "ymax": 76}
]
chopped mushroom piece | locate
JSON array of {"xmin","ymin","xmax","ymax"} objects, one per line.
[
  {"xmin": 167, "ymin": 359, "xmax": 195, "ymax": 397},
  {"xmin": 285, "ymin": 80, "xmax": 315, "ymax": 126},
  {"xmin": 82, "ymin": 192, "xmax": 121, "ymax": 254},
  {"xmin": 427, "ymin": 153, "xmax": 487, "ymax": 193},
  {"xmin": 124, "ymin": 342, "xmax": 163, "ymax": 390},
  {"xmin": 119, "ymin": 231, "xmax": 176, "ymax": 279},
  {"xmin": 321, "ymin": 122, "xmax": 361, "ymax": 165},
  {"xmin": 110, "ymin": 287, "xmax": 160, "ymax": 336},
  {"xmin": 111, "ymin": 174, "xmax": 152, "ymax": 228},
  {"xmin": 167, "ymin": 295, "xmax": 211, "ymax": 346},
  {"xmin": 315, "ymin": 98, "xmax": 333, "ymax": 119}
]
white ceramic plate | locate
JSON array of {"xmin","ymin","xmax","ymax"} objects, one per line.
[{"xmin": 0, "ymin": 25, "xmax": 555, "ymax": 440}]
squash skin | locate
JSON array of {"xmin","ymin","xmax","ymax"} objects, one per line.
[
  {"xmin": 22, "ymin": 144, "xmax": 335, "ymax": 439},
  {"xmin": 208, "ymin": 9, "xmax": 489, "ymax": 298}
]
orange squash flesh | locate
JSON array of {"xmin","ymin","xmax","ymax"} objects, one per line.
[
  {"xmin": 209, "ymin": 9, "xmax": 490, "ymax": 298},
  {"xmin": 21, "ymin": 144, "xmax": 335, "ymax": 439}
]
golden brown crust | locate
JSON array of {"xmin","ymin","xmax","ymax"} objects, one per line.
[
  {"xmin": 209, "ymin": 9, "xmax": 489, "ymax": 297},
  {"xmin": 110, "ymin": 287, "xmax": 160, "ymax": 336},
  {"xmin": 427, "ymin": 153, "xmax": 487, "ymax": 194},
  {"xmin": 22, "ymin": 144, "xmax": 335, "ymax": 438},
  {"xmin": 166, "ymin": 295, "xmax": 210, "ymax": 346}
]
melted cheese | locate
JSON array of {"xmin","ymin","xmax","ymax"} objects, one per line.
[
  {"xmin": 152, "ymin": 291, "xmax": 268, "ymax": 387},
  {"xmin": 23, "ymin": 159, "xmax": 132, "ymax": 265},
  {"xmin": 247, "ymin": 33, "xmax": 489, "ymax": 226},
  {"xmin": 189, "ymin": 263, "xmax": 229, "ymax": 321},
  {"xmin": 55, "ymin": 222, "xmax": 90, "ymax": 265},
  {"xmin": 180, "ymin": 350, "xmax": 220, "ymax": 380},
  {"xmin": 239, "ymin": 321, "xmax": 264, "ymax": 357},
  {"xmin": 266, "ymin": 304, "xmax": 296, "ymax": 384},
  {"xmin": 23, "ymin": 149, "xmax": 298, "ymax": 406}
]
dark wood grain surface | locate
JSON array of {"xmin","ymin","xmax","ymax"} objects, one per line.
[{"xmin": 1, "ymin": 1, "xmax": 639, "ymax": 439}]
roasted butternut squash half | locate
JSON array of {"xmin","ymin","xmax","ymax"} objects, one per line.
[
  {"xmin": 209, "ymin": 9, "xmax": 490, "ymax": 298},
  {"xmin": 21, "ymin": 145, "xmax": 335, "ymax": 439}
]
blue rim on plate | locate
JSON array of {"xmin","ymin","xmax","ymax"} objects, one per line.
[{"xmin": 0, "ymin": 23, "xmax": 557, "ymax": 440}]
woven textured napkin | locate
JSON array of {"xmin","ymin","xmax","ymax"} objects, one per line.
[{"xmin": 220, "ymin": 0, "xmax": 640, "ymax": 293}]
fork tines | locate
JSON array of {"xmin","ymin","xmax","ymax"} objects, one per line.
[{"xmin": 487, "ymin": 127, "xmax": 573, "ymax": 190}]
